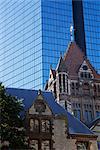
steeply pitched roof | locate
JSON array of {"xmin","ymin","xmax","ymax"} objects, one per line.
[
  {"xmin": 63, "ymin": 42, "xmax": 84, "ymax": 78},
  {"xmin": 50, "ymin": 69, "xmax": 56, "ymax": 79},
  {"xmin": 63, "ymin": 42, "xmax": 100, "ymax": 79},
  {"xmin": 56, "ymin": 56, "xmax": 67, "ymax": 73},
  {"xmin": 6, "ymin": 88, "xmax": 94, "ymax": 136},
  {"xmin": 86, "ymin": 59, "xmax": 100, "ymax": 80}
]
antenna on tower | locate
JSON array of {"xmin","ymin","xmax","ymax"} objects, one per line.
[{"xmin": 70, "ymin": 25, "xmax": 74, "ymax": 42}]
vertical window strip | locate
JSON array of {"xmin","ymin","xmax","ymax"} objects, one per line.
[
  {"xmin": 59, "ymin": 74, "xmax": 62, "ymax": 93},
  {"xmin": 63, "ymin": 74, "xmax": 65, "ymax": 92}
]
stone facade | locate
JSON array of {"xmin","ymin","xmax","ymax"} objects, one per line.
[
  {"xmin": 45, "ymin": 42, "xmax": 100, "ymax": 125},
  {"xmin": 89, "ymin": 118, "xmax": 100, "ymax": 149},
  {"xmin": 25, "ymin": 90, "xmax": 98, "ymax": 150}
]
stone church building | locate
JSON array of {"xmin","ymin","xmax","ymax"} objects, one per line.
[
  {"xmin": 5, "ymin": 42, "xmax": 100, "ymax": 149},
  {"xmin": 6, "ymin": 88, "xmax": 98, "ymax": 150},
  {"xmin": 45, "ymin": 42, "xmax": 100, "ymax": 125}
]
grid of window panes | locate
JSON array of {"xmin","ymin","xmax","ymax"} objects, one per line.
[
  {"xmin": 0, "ymin": 0, "xmax": 43, "ymax": 89},
  {"xmin": 0, "ymin": 0, "xmax": 73, "ymax": 89},
  {"xmin": 41, "ymin": 0, "xmax": 73, "ymax": 87},
  {"xmin": 83, "ymin": 1, "xmax": 100, "ymax": 73}
]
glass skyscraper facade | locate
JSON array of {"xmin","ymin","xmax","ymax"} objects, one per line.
[
  {"xmin": 0, "ymin": 0, "xmax": 100, "ymax": 89},
  {"xmin": 82, "ymin": 1, "xmax": 100, "ymax": 73},
  {"xmin": 0, "ymin": 0, "xmax": 42, "ymax": 89},
  {"xmin": 42, "ymin": 0, "xmax": 73, "ymax": 87},
  {"xmin": 0, "ymin": 0, "xmax": 72, "ymax": 89}
]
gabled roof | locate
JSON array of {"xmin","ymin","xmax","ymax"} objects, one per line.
[
  {"xmin": 6, "ymin": 88, "xmax": 94, "ymax": 136},
  {"xmin": 63, "ymin": 42, "xmax": 100, "ymax": 79},
  {"xmin": 44, "ymin": 69, "xmax": 56, "ymax": 90},
  {"xmin": 63, "ymin": 42, "xmax": 84, "ymax": 78},
  {"xmin": 86, "ymin": 59, "xmax": 100, "ymax": 80},
  {"xmin": 56, "ymin": 56, "xmax": 67, "ymax": 73}
]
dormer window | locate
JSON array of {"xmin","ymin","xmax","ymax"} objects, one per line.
[
  {"xmin": 80, "ymin": 72, "xmax": 92, "ymax": 79},
  {"xmin": 79, "ymin": 61, "xmax": 94, "ymax": 80}
]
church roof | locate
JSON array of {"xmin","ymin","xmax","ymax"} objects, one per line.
[
  {"xmin": 56, "ymin": 56, "xmax": 67, "ymax": 73},
  {"xmin": 6, "ymin": 88, "xmax": 94, "ymax": 136},
  {"xmin": 59, "ymin": 42, "xmax": 100, "ymax": 79}
]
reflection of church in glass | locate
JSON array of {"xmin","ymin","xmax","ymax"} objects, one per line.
[{"xmin": 45, "ymin": 42, "xmax": 100, "ymax": 125}]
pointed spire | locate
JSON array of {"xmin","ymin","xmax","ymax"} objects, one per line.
[
  {"xmin": 56, "ymin": 55, "xmax": 67, "ymax": 73},
  {"xmin": 38, "ymin": 89, "xmax": 42, "ymax": 95},
  {"xmin": 50, "ymin": 64, "xmax": 52, "ymax": 69},
  {"xmin": 60, "ymin": 51, "xmax": 62, "ymax": 57},
  {"xmin": 70, "ymin": 24, "xmax": 74, "ymax": 42},
  {"xmin": 56, "ymin": 55, "xmax": 63, "ymax": 72}
]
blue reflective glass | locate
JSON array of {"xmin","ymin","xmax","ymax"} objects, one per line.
[
  {"xmin": 0, "ymin": 0, "xmax": 72, "ymax": 89},
  {"xmin": 0, "ymin": 0, "xmax": 43, "ymax": 89},
  {"xmin": 0, "ymin": 0, "xmax": 99, "ymax": 90},
  {"xmin": 83, "ymin": 1, "xmax": 100, "ymax": 73}
]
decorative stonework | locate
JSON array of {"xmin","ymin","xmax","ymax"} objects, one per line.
[
  {"xmin": 34, "ymin": 100, "xmax": 46, "ymax": 114},
  {"xmin": 26, "ymin": 89, "xmax": 98, "ymax": 150},
  {"xmin": 45, "ymin": 42, "xmax": 100, "ymax": 124}
]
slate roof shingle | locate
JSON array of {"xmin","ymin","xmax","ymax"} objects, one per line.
[
  {"xmin": 88, "ymin": 117, "xmax": 100, "ymax": 129},
  {"xmin": 58, "ymin": 42, "xmax": 100, "ymax": 79},
  {"xmin": 6, "ymin": 88, "xmax": 94, "ymax": 136}
]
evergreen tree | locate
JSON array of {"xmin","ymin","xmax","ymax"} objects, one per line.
[{"xmin": 0, "ymin": 83, "xmax": 28, "ymax": 149}]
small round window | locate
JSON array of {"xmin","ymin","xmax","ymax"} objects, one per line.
[{"xmin": 82, "ymin": 65, "xmax": 88, "ymax": 70}]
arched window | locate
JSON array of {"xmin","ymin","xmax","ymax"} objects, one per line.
[
  {"xmin": 66, "ymin": 75, "xmax": 68, "ymax": 94},
  {"xmin": 94, "ymin": 84, "xmax": 97, "ymax": 95},
  {"xmin": 29, "ymin": 119, "xmax": 52, "ymax": 149},
  {"xmin": 63, "ymin": 74, "xmax": 65, "ymax": 92},
  {"xmin": 82, "ymin": 65, "xmax": 88, "ymax": 70},
  {"xmin": 59, "ymin": 74, "xmax": 62, "ymax": 93},
  {"xmin": 41, "ymin": 120, "xmax": 51, "ymax": 133},
  {"xmin": 30, "ymin": 119, "xmax": 39, "ymax": 132}
]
